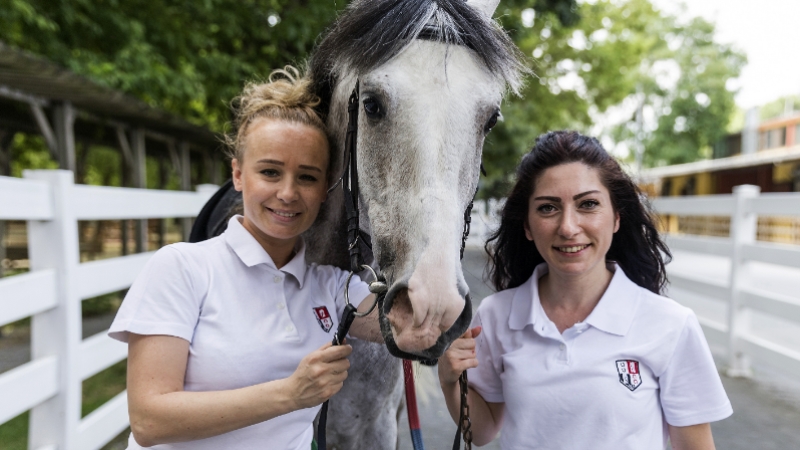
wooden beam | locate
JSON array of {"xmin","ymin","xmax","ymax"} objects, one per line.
[
  {"xmin": 0, "ymin": 85, "xmax": 49, "ymax": 107},
  {"xmin": 167, "ymin": 141, "xmax": 181, "ymax": 175},
  {"xmin": 132, "ymin": 129, "xmax": 148, "ymax": 252},
  {"xmin": 0, "ymin": 129, "xmax": 13, "ymax": 176},
  {"xmin": 29, "ymin": 103, "xmax": 58, "ymax": 158},
  {"xmin": 0, "ymin": 129, "xmax": 15, "ymax": 278},
  {"xmin": 179, "ymin": 141, "xmax": 192, "ymax": 241},
  {"xmin": 115, "ymin": 127, "xmax": 133, "ymax": 167},
  {"xmin": 158, "ymin": 154, "xmax": 168, "ymax": 248},
  {"xmin": 53, "ymin": 102, "xmax": 76, "ymax": 173},
  {"xmin": 211, "ymin": 153, "xmax": 222, "ymax": 185}
]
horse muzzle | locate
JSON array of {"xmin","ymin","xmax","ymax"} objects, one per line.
[{"xmin": 378, "ymin": 282, "xmax": 472, "ymax": 363}]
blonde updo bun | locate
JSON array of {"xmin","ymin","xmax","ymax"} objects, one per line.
[{"xmin": 227, "ymin": 66, "xmax": 326, "ymax": 161}]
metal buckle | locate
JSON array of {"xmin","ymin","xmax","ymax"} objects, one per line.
[{"xmin": 344, "ymin": 264, "xmax": 384, "ymax": 317}]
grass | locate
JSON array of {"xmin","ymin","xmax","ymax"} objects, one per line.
[
  {"xmin": 0, "ymin": 360, "xmax": 129, "ymax": 450},
  {"xmin": 83, "ymin": 360, "xmax": 128, "ymax": 417},
  {"xmin": 0, "ymin": 412, "xmax": 28, "ymax": 450}
]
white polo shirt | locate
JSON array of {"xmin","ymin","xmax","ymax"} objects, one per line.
[
  {"xmin": 109, "ymin": 215, "xmax": 370, "ymax": 450},
  {"xmin": 469, "ymin": 263, "xmax": 732, "ymax": 450}
]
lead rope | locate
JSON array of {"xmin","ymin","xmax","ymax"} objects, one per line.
[
  {"xmin": 453, "ymin": 186, "xmax": 478, "ymax": 450},
  {"xmin": 317, "ymin": 264, "xmax": 384, "ymax": 450}
]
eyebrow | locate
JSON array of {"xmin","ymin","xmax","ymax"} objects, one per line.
[
  {"xmin": 533, "ymin": 190, "xmax": 601, "ymax": 202},
  {"xmin": 256, "ymin": 159, "xmax": 323, "ymax": 173}
]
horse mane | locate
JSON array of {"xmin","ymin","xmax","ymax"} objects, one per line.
[{"xmin": 308, "ymin": 0, "xmax": 528, "ymax": 118}]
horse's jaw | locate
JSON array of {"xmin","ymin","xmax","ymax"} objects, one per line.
[{"xmin": 328, "ymin": 41, "xmax": 504, "ymax": 359}]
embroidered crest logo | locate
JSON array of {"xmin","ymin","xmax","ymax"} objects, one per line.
[
  {"xmin": 313, "ymin": 306, "xmax": 334, "ymax": 333},
  {"xmin": 616, "ymin": 360, "xmax": 643, "ymax": 391}
]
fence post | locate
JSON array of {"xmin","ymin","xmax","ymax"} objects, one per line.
[
  {"xmin": 726, "ymin": 184, "xmax": 760, "ymax": 377},
  {"xmin": 25, "ymin": 170, "xmax": 82, "ymax": 449}
]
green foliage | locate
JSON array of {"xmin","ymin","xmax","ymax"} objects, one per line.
[
  {"xmin": 636, "ymin": 17, "xmax": 746, "ymax": 167},
  {"xmin": 1, "ymin": 0, "xmax": 742, "ymax": 194},
  {"xmin": 478, "ymin": 0, "xmax": 745, "ymax": 194},
  {"xmin": 79, "ymin": 145, "xmax": 122, "ymax": 186},
  {"xmin": 483, "ymin": 0, "xmax": 672, "ymax": 196},
  {"xmin": 0, "ymin": 411, "xmax": 27, "ymax": 450},
  {"xmin": 9, "ymin": 133, "xmax": 58, "ymax": 177},
  {"xmin": 82, "ymin": 359, "xmax": 127, "ymax": 417},
  {"xmin": 82, "ymin": 291, "xmax": 125, "ymax": 317},
  {"xmin": 0, "ymin": 0, "xmax": 342, "ymax": 131}
]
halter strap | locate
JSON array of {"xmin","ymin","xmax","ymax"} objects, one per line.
[{"xmin": 342, "ymin": 81, "xmax": 366, "ymax": 273}]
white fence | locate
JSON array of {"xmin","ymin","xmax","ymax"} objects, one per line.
[
  {"xmin": 652, "ymin": 185, "xmax": 800, "ymax": 379},
  {"xmin": 3, "ymin": 173, "xmax": 799, "ymax": 448},
  {"xmin": 0, "ymin": 170, "xmax": 215, "ymax": 450},
  {"xmin": 467, "ymin": 187, "xmax": 800, "ymax": 380}
]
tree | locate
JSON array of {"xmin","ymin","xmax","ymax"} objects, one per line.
[
  {"xmin": 1, "ymin": 0, "xmax": 341, "ymax": 130},
  {"xmin": 480, "ymin": 0, "xmax": 744, "ymax": 197},
  {"xmin": 619, "ymin": 16, "xmax": 747, "ymax": 168},
  {"xmin": 2, "ymin": 0, "xmax": 740, "ymax": 194},
  {"xmin": 0, "ymin": 0, "xmax": 578, "ymax": 133}
]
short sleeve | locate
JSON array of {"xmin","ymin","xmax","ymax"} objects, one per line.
[
  {"xmin": 659, "ymin": 312, "xmax": 733, "ymax": 426},
  {"xmin": 108, "ymin": 246, "xmax": 202, "ymax": 343},
  {"xmin": 467, "ymin": 308, "xmax": 505, "ymax": 403},
  {"xmin": 332, "ymin": 269, "xmax": 371, "ymax": 318}
]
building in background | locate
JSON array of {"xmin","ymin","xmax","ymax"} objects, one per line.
[
  {"xmin": 639, "ymin": 102, "xmax": 800, "ymax": 244},
  {"xmin": 640, "ymin": 107, "xmax": 800, "ymax": 197}
]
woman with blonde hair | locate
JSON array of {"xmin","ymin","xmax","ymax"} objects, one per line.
[{"xmin": 109, "ymin": 67, "xmax": 381, "ymax": 449}]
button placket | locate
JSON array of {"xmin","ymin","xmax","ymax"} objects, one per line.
[{"xmin": 270, "ymin": 270, "xmax": 297, "ymax": 339}]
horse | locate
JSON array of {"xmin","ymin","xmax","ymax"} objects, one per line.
[{"xmin": 191, "ymin": 0, "xmax": 526, "ymax": 447}]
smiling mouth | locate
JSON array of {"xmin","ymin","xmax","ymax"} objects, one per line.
[
  {"xmin": 556, "ymin": 244, "xmax": 590, "ymax": 253},
  {"xmin": 268, "ymin": 208, "xmax": 299, "ymax": 218}
]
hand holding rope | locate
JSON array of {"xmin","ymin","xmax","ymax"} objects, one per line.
[{"xmin": 317, "ymin": 264, "xmax": 384, "ymax": 450}]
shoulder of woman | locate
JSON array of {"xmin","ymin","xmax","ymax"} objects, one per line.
[
  {"xmin": 633, "ymin": 285, "xmax": 695, "ymax": 326},
  {"xmin": 143, "ymin": 240, "xmax": 225, "ymax": 284},
  {"xmin": 474, "ymin": 285, "xmax": 522, "ymax": 320}
]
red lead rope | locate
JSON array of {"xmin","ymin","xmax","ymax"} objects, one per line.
[{"xmin": 403, "ymin": 359, "xmax": 425, "ymax": 450}]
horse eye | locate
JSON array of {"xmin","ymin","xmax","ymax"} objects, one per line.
[
  {"xmin": 363, "ymin": 98, "xmax": 383, "ymax": 119},
  {"xmin": 484, "ymin": 111, "xmax": 500, "ymax": 133}
]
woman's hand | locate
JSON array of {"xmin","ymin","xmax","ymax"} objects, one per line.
[
  {"xmin": 287, "ymin": 342, "xmax": 353, "ymax": 409},
  {"xmin": 438, "ymin": 326, "xmax": 504, "ymax": 446},
  {"xmin": 438, "ymin": 326, "xmax": 482, "ymax": 385}
]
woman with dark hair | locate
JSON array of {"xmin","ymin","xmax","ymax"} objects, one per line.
[{"xmin": 439, "ymin": 131, "xmax": 731, "ymax": 449}]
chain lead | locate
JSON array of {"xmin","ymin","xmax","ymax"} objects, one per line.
[{"xmin": 459, "ymin": 371, "xmax": 472, "ymax": 449}]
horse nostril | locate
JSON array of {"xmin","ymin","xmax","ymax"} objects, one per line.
[{"xmin": 385, "ymin": 288, "xmax": 413, "ymax": 318}]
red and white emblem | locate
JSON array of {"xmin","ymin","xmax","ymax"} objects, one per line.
[
  {"xmin": 313, "ymin": 306, "xmax": 334, "ymax": 333},
  {"xmin": 616, "ymin": 360, "xmax": 642, "ymax": 391}
]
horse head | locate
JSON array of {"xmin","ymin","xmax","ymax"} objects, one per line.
[{"xmin": 308, "ymin": 0, "xmax": 526, "ymax": 360}]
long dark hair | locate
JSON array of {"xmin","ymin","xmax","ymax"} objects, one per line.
[{"xmin": 486, "ymin": 130, "xmax": 671, "ymax": 294}]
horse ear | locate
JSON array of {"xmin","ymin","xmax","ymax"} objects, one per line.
[{"xmin": 465, "ymin": 0, "xmax": 500, "ymax": 18}]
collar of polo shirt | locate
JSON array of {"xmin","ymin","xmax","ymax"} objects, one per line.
[
  {"xmin": 508, "ymin": 262, "xmax": 641, "ymax": 336},
  {"xmin": 225, "ymin": 215, "xmax": 308, "ymax": 288}
]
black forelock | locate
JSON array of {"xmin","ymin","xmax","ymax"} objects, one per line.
[{"xmin": 309, "ymin": 0, "xmax": 527, "ymax": 117}]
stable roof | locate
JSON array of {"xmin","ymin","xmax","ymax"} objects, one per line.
[
  {"xmin": 639, "ymin": 144, "xmax": 800, "ymax": 183},
  {"xmin": 0, "ymin": 41, "xmax": 218, "ymax": 147}
]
